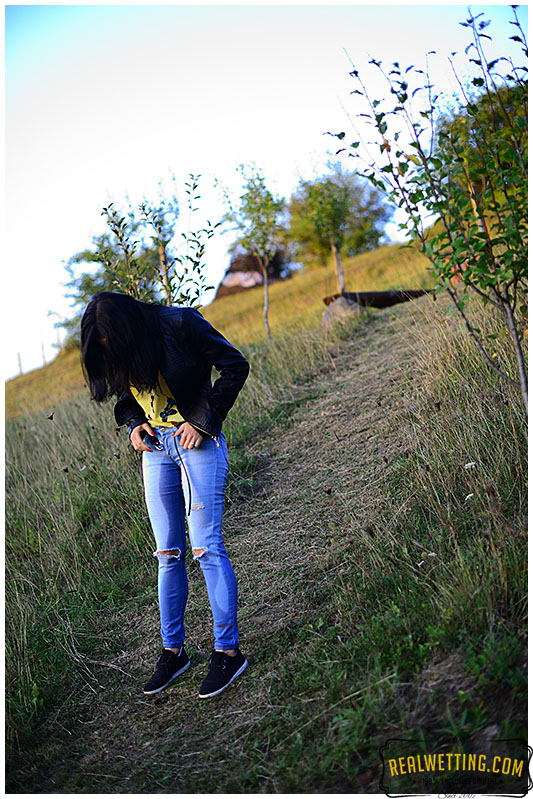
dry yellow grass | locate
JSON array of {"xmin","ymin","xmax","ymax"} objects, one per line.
[
  {"xmin": 204, "ymin": 241, "xmax": 433, "ymax": 348},
  {"xmin": 5, "ymin": 348, "xmax": 86, "ymax": 420},
  {"xmin": 5, "ymin": 242, "xmax": 432, "ymax": 419}
]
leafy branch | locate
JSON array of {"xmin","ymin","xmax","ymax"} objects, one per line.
[
  {"xmin": 333, "ymin": 7, "xmax": 528, "ymax": 412},
  {"xmin": 100, "ymin": 174, "xmax": 217, "ymax": 307}
]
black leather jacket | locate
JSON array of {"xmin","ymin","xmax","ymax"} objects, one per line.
[{"xmin": 113, "ymin": 304, "xmax": 250, "ymax": 442}]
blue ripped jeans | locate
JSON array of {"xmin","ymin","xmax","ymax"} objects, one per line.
[{"xmin": 142, "ymin": 425, "xmax": 239, "ymax": 651}]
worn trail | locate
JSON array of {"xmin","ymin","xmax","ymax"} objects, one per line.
[{"xmin": 9, "ymin": 294, "xmax": 441, "ymax": 793}]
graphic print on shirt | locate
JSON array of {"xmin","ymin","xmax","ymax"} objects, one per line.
[
  {"xmin": 130, "ymin": 373, "xmax": 184, "ymax": 427},
  {"xmin": 160, "ymin": 397, "xmax": 178, "ymax": 423}
]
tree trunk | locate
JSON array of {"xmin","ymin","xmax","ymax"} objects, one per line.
[
  {"xmin": 256, "ymin": 254, "xmax": 272, "ymax": 341},
  {"xmin": 501, "ymin": 285, "xmax": 528, "ymax": 415},
  {"xmin": 158, "ymin": 244, "xmax": 172, "ymax": 306},
  {"xmin": 331, "ymin": 242, "xmax": 345, "ymax": 294}
]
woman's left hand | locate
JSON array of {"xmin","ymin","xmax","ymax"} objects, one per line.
[{"xmin": 172, "ymin": 422, "xmax": 205, "ymax": 449}]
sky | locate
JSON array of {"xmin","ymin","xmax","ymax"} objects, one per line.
[{"xmin": 4, "ymin": 2, "xmax": 528, "ymax": 380}]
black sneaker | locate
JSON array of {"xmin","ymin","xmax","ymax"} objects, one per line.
[
  {"xmin": 143, "ymin": 647, "xmax": 190, "ymax": 695},
  {"xmin": 198, "ymin": 649, "xmax": 248, "ymax": 698}
]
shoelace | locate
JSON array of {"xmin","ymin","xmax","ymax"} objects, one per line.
[
  {"xmin": 158, "ymin": 651, "xmax": 176, "ymax": 666},
  {"xmin": 210, "ymin": 653, "xmax": 228, "ymax": 672}
]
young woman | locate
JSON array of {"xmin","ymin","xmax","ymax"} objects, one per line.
[{"xmin": 80, "ymin": 291, "xmax": 250, "ymax": 698}]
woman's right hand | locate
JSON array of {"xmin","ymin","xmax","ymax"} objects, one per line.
[{"xmin": 130, "ymin": 423, "xmax": 156, "ymax": 452}]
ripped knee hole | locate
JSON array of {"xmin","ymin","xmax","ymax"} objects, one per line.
[{"xmin": 153, "ymin": 547, "xmax": 207, "ymax": 559}]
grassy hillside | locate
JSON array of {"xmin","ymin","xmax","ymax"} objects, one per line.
[
  {"xmin": 5, "ymin": 242, "xmax": 433, "ymax": 418},
  {"xmin": 6, "ymin": 286, "xmax": 526, "ymax": 792},
  {"xmin": 5, "ymin": 348, "xmax": 86, "ymax": 419},
  {"xmin": 204, "ymin": 241, "xmax": 433, "ymax": 345},
  {"xmin": 7, "ymin": 240, "xmax": 526, "ymax": 792}
]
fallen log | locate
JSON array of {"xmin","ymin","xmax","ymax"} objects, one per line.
[{"xmin": 323, "ymin": 289, "xmax": 432, "ymax": 308}]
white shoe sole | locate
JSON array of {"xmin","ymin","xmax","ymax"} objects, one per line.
[
  {"xmin": 143, "ymin": 659, "xmax": 191, "ymax": 694},
  {"xmin": 198, "ymin": 658, "xmax": 248, "ymax": 698}
]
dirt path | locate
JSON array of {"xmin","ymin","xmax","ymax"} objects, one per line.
[{"xmin": 9, "ymin": 293, "xmax": 443, "ymax": 793}]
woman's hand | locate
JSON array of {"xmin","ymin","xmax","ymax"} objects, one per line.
[
  {"xmin": 130, "ymin": 422, "xmax": 156, "ymax": 452},
  {"xmin": 172, "ymin": 422, "xmax": 205, "ymax": 450}
]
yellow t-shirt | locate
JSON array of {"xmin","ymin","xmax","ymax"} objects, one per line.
[{"xmin": 130, "ymin": 373, "xmax": 185, "ymax": 428}]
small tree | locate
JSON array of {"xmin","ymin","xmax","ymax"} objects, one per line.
[
  {"xmin": 289, "ymin": 165, "xmax": 392, "ymax": 290},
  {"xmin": 101, "ymin": 174, "xmax": 217, "ymax": 306},
  {"xmin": 61, "ymin": 175, "xmax": 218, "ymax": 346},
  {"xmin": 61, "ymin": 229, "xmax": 160, "ymax": 347},
  {"xmin": 332, "ymin": 7, "xmax": 528, "ymax": 412},
  {"xmin": 98, "ymin": 204, "xmax": 157, "ymax": 302},
  {"xmin": 220, "ymin": 165, "xmax": 286, "ymax": 341}
]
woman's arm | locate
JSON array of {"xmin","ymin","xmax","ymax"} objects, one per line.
[
  {"xmin": 184, "ymin": 308, "xmax": 250, "ymax": 423},
  {"xmin": 114, "ymin": 389, "xmax": 149, "ymax": 436}
]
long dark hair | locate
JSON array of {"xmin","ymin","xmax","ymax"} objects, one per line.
[{"xmin": 80, "ymin": 292, "xmax": 163, "ymax": 401}]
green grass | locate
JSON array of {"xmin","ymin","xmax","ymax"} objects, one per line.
[
  {"xmin": 5, "ymin": 247, "xmax": 527, "ymax": 792},
  {"xmin": 5, "ymin": 309, "xmax": 372, "ymax": 754}
]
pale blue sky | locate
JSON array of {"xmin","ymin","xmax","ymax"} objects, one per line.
[{"xmin": 4, "ymin": 3, "xmax": 527, "ymax": 380}]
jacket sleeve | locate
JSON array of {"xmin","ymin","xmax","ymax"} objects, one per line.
[
  {"xmin": 114, "ymin": 389, "xmax": 148, "ymax": 436},
  {"xmin": 185, "ymin": 308, "xmax": 250, "ymax": 423}
]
